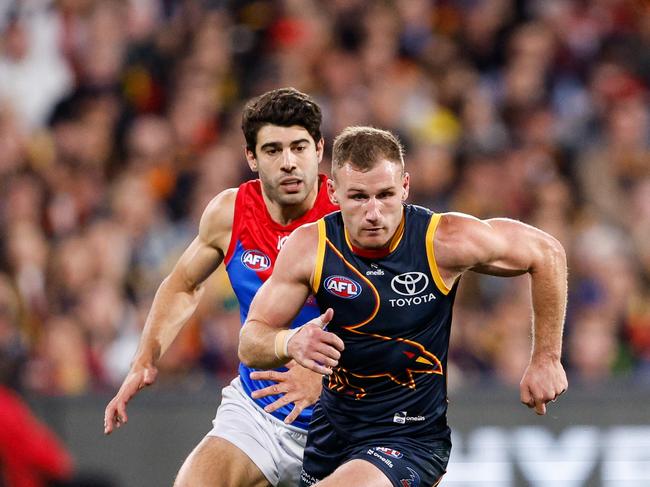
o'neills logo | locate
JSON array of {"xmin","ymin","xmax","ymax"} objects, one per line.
[
  {"xmin": 241, "ymin": 250, "xmax": 271, "ymax": 271},
  {"xmin": 366, "ymin": 263, "xmax": 385, "ymax": 276},
  {"xmin": 393, "ymin": 411, "xmax": 426, "ymax": 424}
]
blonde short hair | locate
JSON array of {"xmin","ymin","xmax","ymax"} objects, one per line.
[{"xmin": 331, "ymin": 126, "xmax": 405, "ymax": 177}]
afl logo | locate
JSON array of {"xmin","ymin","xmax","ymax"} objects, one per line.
[
  {"xmin": 391, "ymin": 272, "xmax": 429, "ymax": 296},
  {"xmin": 324, "ymin": 276, "xmax": 362, "ymax": 299},
  {"xmin": 376, "ymin": 447, "xmax": 403, "ymax": 459},
  {"xmin": 241, "ymin": 250, "xmax": 271, "ymax": 271}
]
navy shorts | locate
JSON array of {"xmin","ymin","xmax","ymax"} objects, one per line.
[{"xmin": 300, "ymin": 405, "xmax": 450, "ymax": 487}]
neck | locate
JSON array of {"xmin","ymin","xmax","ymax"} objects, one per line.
[{"xmin": 346, "ymin": 210, "xmax": 405, "ymax": 258}]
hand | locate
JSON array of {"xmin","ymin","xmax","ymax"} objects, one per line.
[
  {"xmin": 250, "ymin": 361, "xmax": 323, "ymax": 424},
  {"xmin": 287, "ymin": 308, "xmax": 344, "ymax": 375},
  {"xmin": 519, "ymin": 354, "xmax": 567, "ymax": 415},
  {"xmin": 103, "ymin": 365, "xmax": 158, "ymax": 434}
]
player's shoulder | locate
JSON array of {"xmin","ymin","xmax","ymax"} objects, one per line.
[
  {"xmin": 277, "ymin": 221, "xmax": 320, "ymax": 262},
  {"xmin": 286, "ymin": 220, "xmax": 320, "ymax": 248},
  {"xmin": 275, "ymin": 221, "xmax": 320, "ymax": 280},
  {"xmin": 428, "ymin": 212, "xmax": 494, "ymax": 257},
  {"xmin": 436, "ymin": 211, "xmax": 484, "ymax": 235},
  {"xmin": 199, "ymin": 187, "xmax": 238, "ymax": 244},
  {"xmin": 203, "ymin": 187, "xmax": 238, "ymax": 220}
]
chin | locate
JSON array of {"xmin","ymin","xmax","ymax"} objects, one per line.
[
  {"xmin": 278, "ymin": 191, "xmax": 308, "ymax": 206},
  {"xmin": 358, "ymin": 236, "xmax": 390, "ymax": 249}
]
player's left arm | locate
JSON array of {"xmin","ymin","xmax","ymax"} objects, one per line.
[{"xmin": 435, "ymin": 213, "xmax": 568, "ymax": 415}]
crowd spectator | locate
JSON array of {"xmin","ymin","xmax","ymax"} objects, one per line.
[{"xmin": 0, "ymin": 0, "xmax": 649, "ymax": 395}]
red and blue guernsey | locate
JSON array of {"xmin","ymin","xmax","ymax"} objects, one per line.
[{"xmin": 224, "ymin": 174, "xmax": 337, "ymax": 430}]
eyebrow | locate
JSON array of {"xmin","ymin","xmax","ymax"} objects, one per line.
[
  {"xmin": 347, "ymin": 186, "xmax": 395, "ymax": 194},
  {"xmin": 259, "ymin": 138, "xmax": 311, "ymax": 151}
]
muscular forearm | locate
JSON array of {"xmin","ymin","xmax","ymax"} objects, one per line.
[
  {"xmin": 529, "ymin": 238, "xmax": 567, "ymax": 360},
  {"xmin": 133, "ymin": 276, "xmax": 204, "ymax": 367},
  {"xmin": 239, "ymin": 320, "xmax": 289, "ymax": 370}
]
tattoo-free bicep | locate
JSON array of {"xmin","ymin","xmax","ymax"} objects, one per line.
[
  {"xmin": 169, "ymin": 188, "xmax": 234, "ymax": 290},
  {"xmin": 172, "ymin": 236, "xmax": 224, "ymax": 290},
  {"xmin": 470, "ymin": 218, "xmax": 553, "ymax": 277},
  {"xmin": 438, "ymin": 214, "xmax": 542, "ymax": 277}
]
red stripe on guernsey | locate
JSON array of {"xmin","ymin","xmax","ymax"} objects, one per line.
[
  {"xmin": 349, "ymin": 242, "xmax": 392, "ymax": 259},
  {"xmin": 224, "ymin": 174, "xmax": 337, "ymax": 279}
]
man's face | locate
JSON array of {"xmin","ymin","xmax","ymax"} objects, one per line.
[
  {"xmin": 329, "ymin": 159, "xmax": 409, "ymax": 249},
  {"xmin": 246, "ymin": 125, "xmax": 323, "ymax": 207}
]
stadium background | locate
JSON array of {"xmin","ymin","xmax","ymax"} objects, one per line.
[{"xmin": 0, "ymin": 0, "xmax": 649, "ymax": 485}]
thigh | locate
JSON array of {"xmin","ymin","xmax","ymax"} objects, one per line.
[
  {"xmin": 348, "ymin": 441, "xmax": 450, "ymax": 487},
  {"xmin": 174, "ymin": 436, "xmax": 271, "ymax": 487},
  {"xmin": 314, "ymin": 459, "xmax": 392, "ymax": 487},
  {"xmin": 203, "ymin": 377, "xmax": 306, "ymax": 487},
  {"xmin": 299, "ymin": 404, "xmax": 347, "ymax": 486}
]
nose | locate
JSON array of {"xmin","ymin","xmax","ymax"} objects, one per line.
[
  {"xmin": 281, "ymin": 148, "xmax": 297, "ymax": 171},
  {"xmin": 364, "ymin": 198, "xmax": 381, "ymax": 222}
]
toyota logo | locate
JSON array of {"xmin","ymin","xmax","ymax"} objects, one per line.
[{"xmin": 390, "ymin": 272, "xmax": 429, "ymax": 296}]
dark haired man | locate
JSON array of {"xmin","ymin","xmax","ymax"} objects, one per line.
[
  {"xmin": 104, "ymin": 88, "xmax": 337, "ymax": 486},
  {"xmin": 239, "ymin": 126, "xmax": 568, "ymax": 487}
]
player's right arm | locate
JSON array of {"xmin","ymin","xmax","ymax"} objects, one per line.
[
  {"xmin": 104, "ymin": 189, "xmax": 236, "ymax": 434},
  {"xmin": 238, "ymin": 223, "xmax": 344, "ymax": 375}
]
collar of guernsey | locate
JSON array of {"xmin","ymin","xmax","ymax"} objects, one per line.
[{"xmin": 224, "ymin": 174, "xmax": 338, "ymax": 430}]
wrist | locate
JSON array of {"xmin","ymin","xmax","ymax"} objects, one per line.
[
  {"xmin": 274, "ymin": 328, "xmax": 300, "ymax": 361},
  {"xmin": 131, "ymin": 355, "xmax": 156, "ymax": 371},
  {"xmin": 531, "ymin": 349, "xmax": 561, "ymax": 362}
]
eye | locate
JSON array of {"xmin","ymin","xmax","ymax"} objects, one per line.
[
  {"xmin": 378, "ymin": 191, "xmax": 394, "ymax": 199},
  {"xmin": 351, "ymin": 194, "xmax": 367, "ymax": 201},
  {"xmin": 294, "ymin": 145, "xmax": 307, "ymax": 152},
  {"xmin": 265, "ymin": 148, "xmax": 279, "ymax": 155}
]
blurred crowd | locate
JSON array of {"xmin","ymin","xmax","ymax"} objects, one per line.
[{"xmin": 0, "ymin": 0, "xmax": 649, "ymax": 398}]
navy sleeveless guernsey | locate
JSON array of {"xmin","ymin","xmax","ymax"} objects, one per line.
[{"xmin": 312, "ymin": 204, "xmax": 458, "ymax": 442}]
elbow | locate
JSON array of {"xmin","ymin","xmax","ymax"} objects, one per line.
[
  {"xmin": 163, "ymin": 270, "xmax": 203, "ymax": 295},
  {"xmin": 534, "ymin": 234, "xmax": 567, "ymax": 275},
  {"xmin": 237, "ymin": 327, "xmax": 257, "ymax": 368},
  {"xmin": 237, "ymin": 346, "xmax": 253, "ymax": 368},
  {"xmin": 237, "ymin": 330, "xmax": 250, "ymax": 366},
  {"xmin": 547, "ymin": 235, "xmax": 567, "ymax": 267}
]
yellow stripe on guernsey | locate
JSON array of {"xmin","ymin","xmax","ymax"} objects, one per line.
[
  {"xmin": 389, "ymin": 213, "xmax": 406, "ymax": 252},
  {"xmin": 311, "ymin": 219, "xmax": 327, "ymax": 293},
  {"xmin": 426, "ymin": 214, "xmax": 451, "ymax": 295}
]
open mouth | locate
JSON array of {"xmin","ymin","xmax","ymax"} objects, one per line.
[{"xmin": 279, "ymin": 178, "xmax": 303, "ymax": 192}]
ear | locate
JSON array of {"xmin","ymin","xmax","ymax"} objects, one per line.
[
  {"xmin": 327, "ymin": 178, "xmax": 338, "ymax": 205},
  {"xmin": 401, "ymin": 172, "xmax": 410, "ymax": 201},
  {"xmin": 245, "ymin": 147, "xmax": 258, "ymax": 172},
  {"xmin": 316, "ymin": 138, "xmax": 324, "ymax": 164}
]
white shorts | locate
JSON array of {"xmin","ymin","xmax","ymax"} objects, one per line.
[{"xmin": 207, "ymin": 376, "xmax": 307, "ymax": 487}]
